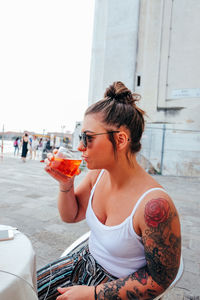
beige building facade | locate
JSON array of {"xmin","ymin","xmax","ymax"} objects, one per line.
[{"xmin": 88, "ymin": 0, "xmax": 200, "ymax": 176}]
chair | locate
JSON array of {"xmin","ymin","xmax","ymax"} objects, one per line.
[
  {"xmin": 61, "ymin": 231, "xmax": 184, "ymax": 299},
  {"xmin": 61, "ymin": 231, "xmax": 91, "ymax": 257}
]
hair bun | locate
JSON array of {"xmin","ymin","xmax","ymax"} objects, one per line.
[
  {"xmin": 104, "ymin": 81, "xmax": 139, "ymax": 106},
  {"xmin": 104, "ymin": 84, "xmax": 117, "ymax": 100}
]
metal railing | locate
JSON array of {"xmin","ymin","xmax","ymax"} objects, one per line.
[{"xmin": 137, "ymin": 124, "xmax": 200, "ymax": 177}]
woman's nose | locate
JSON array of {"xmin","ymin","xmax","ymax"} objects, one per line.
[{"xmin": 77, "ymin": 140, "xmax": 86, "ymax": 152}]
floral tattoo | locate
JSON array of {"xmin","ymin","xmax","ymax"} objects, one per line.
[{"xmin": 144, "ymin": 198, "xmax": 170, "ymax": 228}]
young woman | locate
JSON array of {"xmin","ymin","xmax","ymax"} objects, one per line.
[
  {"xmin": 37, "ymin": 81, "xmax": 181, "ymax": 300},
  {"xmin": 32, "ymin": 135, "xmax": 39, "ymax": 160},
  {"xmin": 21, "ymin": 133, "xmax": 29, "ymax": 162}
]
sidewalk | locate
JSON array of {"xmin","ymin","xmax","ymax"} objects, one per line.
[{"xmin": 0, "ymin": 155, "xmax": 199, "ymax": 299}]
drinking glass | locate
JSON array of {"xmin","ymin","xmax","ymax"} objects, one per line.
[{"xmin": 49, "ymin": 147, "xmax": 82, "ymax": 177}]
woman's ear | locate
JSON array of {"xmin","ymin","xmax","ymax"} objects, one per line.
[{"xmin": 116, "ymin": 131, "xmax": 129, "ymax": 150}]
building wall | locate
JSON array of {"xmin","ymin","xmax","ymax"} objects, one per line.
[
  {"xmin": 88, "ymin": 0, "xmax": 200, "ymax": 176},
  {"xmin": 135, "ymin": 0, "xmax": 200, "ymax": 130},
  {"xmin": 139, "ymin": 124, "xmax": 200, "ymax": 176},
  {"xmin": 88, "ymin": 0, "xmax": 140, "ymax": 105},
  {"xmin": 72, "ymin": 121, "xmax": 82, "ymax": 152}
]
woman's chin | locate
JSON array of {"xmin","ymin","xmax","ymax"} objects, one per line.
[
  {"xmin": 86, "ymin": 162, "xmax": 96, "ymax": 170},
  {"xmin": 84, "ymin": 160, "xmax": 103, "ymax": 170}
]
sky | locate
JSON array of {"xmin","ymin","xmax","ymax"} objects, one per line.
[{"xmin": 0, "ymin": 0, "xmax": 94, "ymax": 134}]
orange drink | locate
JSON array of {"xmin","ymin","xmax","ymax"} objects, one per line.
[{"xmin": 49, "ymin": 157, "xmax": 82, "ymax": 177}]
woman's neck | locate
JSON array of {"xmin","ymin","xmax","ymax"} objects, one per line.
[{"xmin": 105, "ymin": 155, "xmax": 144, "ymax": 190}]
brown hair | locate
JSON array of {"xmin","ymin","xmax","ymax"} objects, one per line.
[{"xmin": 85, "ymin": 81, "xmax": 145, "ymax": 156}]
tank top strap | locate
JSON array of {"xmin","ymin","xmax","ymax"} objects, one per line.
[
  {"xmin": 130, "ymin": 187, "xmax": 167, "ymax": 218},
  {"xmin": 89, "ymin": 169, "xmax": 104, "ymax": 204}
]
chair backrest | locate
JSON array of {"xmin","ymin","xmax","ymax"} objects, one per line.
[{"xmin": 61, "ymin": 231, "xmax": 91, "ymax": 257}]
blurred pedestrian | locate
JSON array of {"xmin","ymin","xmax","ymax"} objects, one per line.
[
  {"xmin": 21, "ymin": 133, "xmax": 29, "ymax": 162},
  {"xmin": 32, "ymin": 135, "xmax": 39, "ymax": 160},
  {"xmin": 28, "ymin": 135, "xmax": 33, "ymax": 159},
  {"xmin": 13, "ymin": 137, "xmax": 20, "ymax": 156},
  {"xmin": 38, "ymin": 138, "xmax": 43, "ymax": 160}
]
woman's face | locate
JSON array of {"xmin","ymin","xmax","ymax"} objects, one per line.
[{"xmin": 78, "ymin": 114, "xmax": 116, "ymax": 170}]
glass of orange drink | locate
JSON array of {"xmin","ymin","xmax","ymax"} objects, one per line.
[{"xmin": 49, "ymin": 147, "xmax": 82, "ymax": 177}]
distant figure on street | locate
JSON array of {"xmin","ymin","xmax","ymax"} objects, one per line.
[
  {"xmin": 13, "ymin": 137, "xmax": 20, "ymax": 156},
  {"xmin": 28, "ymin": 135, "xmax": 33, "ymax": 159},
  {"xmin": 32, "ymin": 135, "xmax": 39, "ymax": 160},
  {"xmin": 41, "ymin": 138, "xmax": 52, "ymax": 162},
  {"xmin": 38, "ymin": 138, "xmax": 43, "ymax": 158},
  {"xmin": 21, "ymin": 133, "xmax": 29, "ymax": 162}
]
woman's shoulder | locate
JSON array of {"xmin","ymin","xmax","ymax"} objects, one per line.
[
  {"xmin": 86, "ymin": 169, "xmax": 103, "ymax": 189},
  {"xmin": 133, "ymin": 171, "xmax": 176, "ymax": 216},
  {"xmin": 75, "ymin": 169, "xmax": 103, "ymax": 202},
  {"xmin": 134, "ymin": 180, "xmax": 178, "ymax": 228},
  {"xmin": 134, "ymin": 177, "xmax": 180, "ymax": 240},
  {"xmin": 139, "ymin": 176, "xmax": 173, "ymax": 208},
  {"xmin": 139, "ymin": 171, "xmax": 170, "ymax": 198},
  {"xmin": 141, "ymin": 187, "xmax": 173, "ymax": 207}
]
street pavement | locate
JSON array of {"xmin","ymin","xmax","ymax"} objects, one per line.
[{"xmin": 0, "ymin": 154, "xmax": 199, "ymax": 299}]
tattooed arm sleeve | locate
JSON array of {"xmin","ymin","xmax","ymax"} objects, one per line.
[{"xmin": 96, "ymin": 197, "xmax": 181, "ymax": 300}]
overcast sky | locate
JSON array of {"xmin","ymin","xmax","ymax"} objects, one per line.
[{"xmin": 0, "ymin": 0, "xmax": 94, "ymax": 134}]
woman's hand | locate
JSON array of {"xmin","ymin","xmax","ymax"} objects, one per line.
[
  {"xmin": 56, "ymin": 285, "xmax": 94, "ymax": 300},
  {"xmin": 44, "ymin": 150, "xmax": 75, "ymax": 189}
]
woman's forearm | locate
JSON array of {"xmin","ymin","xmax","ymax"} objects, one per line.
[
  {"xmin": 96, "ymin": 266, "xmax": 165, "ymax": 300},
  {"xmin": 58, "ymin": 184, "xmax": 79, "ymax": 223}
]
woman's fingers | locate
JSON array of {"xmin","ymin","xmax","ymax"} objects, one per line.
[
  {"xmin": 53, "ymin": 149, "xmax": 58, "ymax": 155},
  {"xmin": 56, "ymin": 285, "xmax": 92, "ymax": 300},
  {"xmin": 45, "ymin": 158, "xmax": 50, "ymax": 165},
  {"xmin": 57, "ymin": 287, "xmax": 68, "ymax": 294},
  {"xmin": 47, "ymin": 152, "xmax": 53, "ymax": 160},
  {"xmin": 44, "ymin": 165, "xmax": 51, "ymax": 172},
  {"xmin": 45, "ymin": 165, "xmax": 74, "ymax": 184},
  {"xmin": 56, "ymin": 287, "xmax": 69, "ymax": 299}
]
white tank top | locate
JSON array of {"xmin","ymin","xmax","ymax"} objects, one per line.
[{"xmin": 86, "ymin": 170, "xmax": 166, "ymax": 278}]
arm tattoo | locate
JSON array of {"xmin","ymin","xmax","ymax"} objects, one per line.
[
  {"xmin": 97, "ymin": 279, "xmax": 125, "ymax": 300},
  {"xmin": 97, "ymin": 268, "xmax": 158, "ymax": 299},
  {"xmin": 144, "ymin": 198, "xmax": 169, "ymax": 228},
  {"xmin": 143, "ymin": 198, "xmax": 181, "ymax": 289},
  {"xmin": 97, "ymin": 197, "xmax": 181, "ymax": 299}
]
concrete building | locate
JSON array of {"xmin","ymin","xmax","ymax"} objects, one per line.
[
  {"xmin": 88, "ymin": 0, "xmax": 200, "ymax": 176},
  {"xmin": 72, "ymin": 121, "xmax": 82, "ymax": 152}
]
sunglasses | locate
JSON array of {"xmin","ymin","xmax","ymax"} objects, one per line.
[{"xmin": 79, "ymin": 131, "xmax": 120, "ymax": 148}]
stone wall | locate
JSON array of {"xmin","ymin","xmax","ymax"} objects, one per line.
[{"xmin": 139, "ymin": 124, "xmax": 200, "ymax": 177}]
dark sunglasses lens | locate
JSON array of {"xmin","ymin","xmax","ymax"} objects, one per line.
[{"xmin": 79, "ymin": 133, "xmax": 87, "ymax": 147}]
